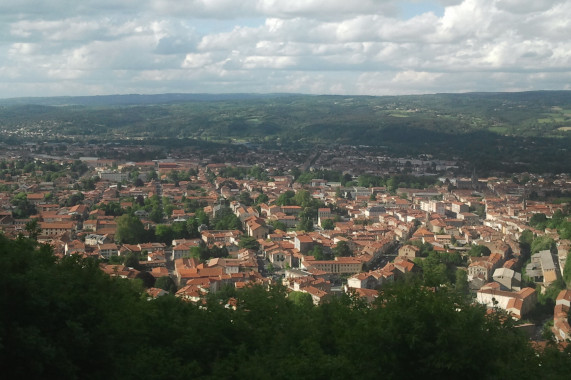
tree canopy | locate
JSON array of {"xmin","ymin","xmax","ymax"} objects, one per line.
[
  {"xmin": 115, "ymin": 214, "xmax": 146, "ymax": 244},
  {"xmin": 1, "ymin": 233, "xmax": 571, "ymax": 379}
]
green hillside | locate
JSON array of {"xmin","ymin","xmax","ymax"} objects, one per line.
[{"xmin": 1, "ymin": 91, "xmax": 570, "ymax": 172}]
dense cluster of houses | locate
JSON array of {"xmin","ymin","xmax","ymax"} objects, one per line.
[{"xmin": 1, "ymin": 158, "xmax": 570, "ymax": 328}]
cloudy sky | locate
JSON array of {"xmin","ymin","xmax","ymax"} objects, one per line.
[{"xmin": 1, "ymin": 0, "xmax": 570, "ymax": 98}]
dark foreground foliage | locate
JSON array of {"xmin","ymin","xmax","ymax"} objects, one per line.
[{"xmin": 1, "ymin": 234, "xmax": 570, "ymax": 379}]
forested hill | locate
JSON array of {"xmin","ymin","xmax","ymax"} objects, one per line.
[
  {"xmin": 1, "ymin": 91, "xmax": 570, "ymax": 172},
  {"xmin": 1, "ymin": 234, "xmax": 571, "ymax": 379}
]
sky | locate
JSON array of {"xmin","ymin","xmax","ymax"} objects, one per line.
[{"xmin": 1, "ymin": 0, "xmax": 570, "ymax": 98}]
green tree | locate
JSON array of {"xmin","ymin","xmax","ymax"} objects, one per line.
[
  {"xmin": 135, "ymin": 271, "xmax": 156, "ymax": 288},
  {"xmin": 195, "ymin": 208, "xmax": 210, "ymax": 226},
  {"xmin": 297, "ymin": 217, "xmax": 314, "ymax": 232},
  {"xmin": 564, "ymin": 250, "xmax": 571, "ymax": 285},
  {"xmin": 239, "ymin": 236, "xmax": 260, "ymax": 251},
  {"xmin": 149, "ymin": 207, "xmax": 164, "ymax": 224},
  {"xmin": 239, "ymin": 191, "xmax": 254, "ymax": 206},
  {"xmin": 294, "ymin": 189, "xmax": 311, "ymax": 208},
  {"xmin": 531, "ymin": 236, "xmax": 555, "ymax": 254},
  {"xmin": 455, "ymin": 269, "xmax": 468, "ymax": 294},
  {"xmin": 308, "ymin": 245, "xmax": 331, "ymax": 261},
  {"xmin": 155, "ymin": 276, "xmax": 177, "ymax": 293},
  {"xmin": 321, "ymin": 219, "xmax": 335, "ymax": 230},
  {"xmin": 25, "ymin": 219, "xmax": 42, "ymax": 240},
  {"xmin": 61, "ymin": 192, "xmax": 84, "ymax": 207},
  {"xmin": 269, "ymin": 220, "xmax": 287, "ymax": 232},
  {"xmin": 155, "ymin": 225, "xmax": 174, "ymax": 245},
  {"xmin": 333, "ymin": 241, "xmax": 352, "ymax": 257},
  {"xmin": 115, "ymin": 214, "xmax": 146, "ymax": 244},
  {"xmin": 275, "ymin": 190, "xmax": 295, "ymax": 206},
  {"xmin": 212, "ymin": 207, "xmax": 242, "ymax": 230},
  {"xmin": 288, "ymin": 291, "xmax": 314, "ymax": 308},
  {"xmin": 417, "ymin": 252, "xmax": 449, "ymax": 287},
  {"xmin": 255, "ymin": 193, "xmax": 269, "ymax": 205},
  {"xmin": 11, "ymin": 192, "xmax": 37, "ymax": 218},
  {"xmin": 124, "ymin": 252, "xmax": 140, "ymax": 269},
  {"xmin": 469, "ymin": 244, "xmax": 491, "ymax": 257},
  {"xmin": 529, "ymin": 213, "xmax": 548, "ymax": 229}
]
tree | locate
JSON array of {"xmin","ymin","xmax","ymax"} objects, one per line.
[
  {"xmin": 155, "ymin": 276, "xmax": 177, "ymax": 293},
  {"xmin": 455, "ymin": 269, "xmax": 468, "ymax": 294},
  {"xmin": 11, "ymin": 192, "xmax": 36, "ymax": 218},
  {"xmin": 124, "ymin": 252, "xmax": 140, "ymax": 269},
  {"xmin": 212, "ymin": 207, "xmax": 242, "ymax": 230},
  {"xmin": 255, "ymin": 193, "xmax": 269, "ymax": 205},
  {"xmin": 0, "ymin": 233, "xmax": 562, "ymax": 378},
  {"xmin": 531, "ymin": 236, "xmax": 555, "ymax": 254},
  {"xmin": 294, "ymin": 189, "xmax": 311, "ymax": 208},
  {"xmin": 469, "ymin": 244, "xmax": 491, "ymax": 257},
  {"xmin": 61, "ymin": 192, "xmax": 84, "ymax": 207},
  {"xmin": 149, "ymin": 207, "xmax": 164, "ymax": 224},
  {"xmin": 333, "ymin": 241, "xmax": 352, "ymax": 257},
  {"xmin": 115, "ymin": 214, "xmax": 146, "ymax": 244},
  {"xmin": 238, "ymin": 191, "xmax": 254, "ymax": 206},
  {"xmin": 297, "ymin": 217, "xmax": 313, "ymax": 232},
  {"xmin": 238, "ymin": 236, "xmax": 260, "ymax": 251},
  {"xmin": 195, "ymin": 209, "xmax": 210, "ymax": 226},
  {"xmin": 275, "ymin": 190, "xmax": 295, "ymax": 206},
  {"xmin": 309, "ymin": 245, "xmax": 331, "ymax": 261},
  {"xmin": 269, "ymin": 220, "xmax": 287, "ymax": 232},
  {"xmin": 155, "ymin": 224, "xmax": 174, "ymax": 245},
  {"xmin": 418, "ymin": 252, "xmax": 449, "ymax": 287},
  {"xmin": 321, "ymin": 219, "xmax": 335, "ymax": 230},
  {"xmin": 186, "ymin": 218, "xmax": 200, "ymax": 238},
  {"xmin": 25, "ymin": 219, "xmax": 42, "ymax": 240},
  {"xmin": 529, "ymin": 213, "xmax": 548, "ymax": 229},
  {"xmin": 288, "ymin": 291, "xmax": 314, "ymax": 307},
  {"xmin": 564, "ymin": 250, "xmax": 571, "ymax": 285},
  {"xmin": 135, "ymin": 271, "xmax": 156, "ymax": 289}
]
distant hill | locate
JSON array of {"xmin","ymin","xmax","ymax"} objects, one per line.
[
  {"xmin": 0, "ymin": 93, "xmax": 295, "ymax": 106},
  {"xmin": 0, "ymin": 91, "xmax": 570, "ymax": 173}
]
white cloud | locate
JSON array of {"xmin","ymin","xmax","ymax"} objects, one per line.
[{"xmin": 0, "ymin": 0, "xmax": 570, "ymax": 97}]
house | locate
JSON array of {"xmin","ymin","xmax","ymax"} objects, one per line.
[
  {"xmin": 492, "ymin": 267, "xmax": 521, "ymax": 291},
  {"xmin": 39, "ymin": 222, "xmax": 75, "ymax": 237},
  {"xmin": 303, "ymin": 257, "xmax": 362, "ymax": 275},
  {"xmin": 201, "ymin": 230, "xmax": 243, "ymax": 245},
  {"xmin": 245, "ymin": 217, "xmax": 269, "ymax": 240},
  {"xmin": 146, "ymin": 287, "xmax": 169, "ymax": 299},
  {"xmin": 267, "ymin": 250, "xmax": 293, "ymax": 269},
  {"xmin": 97, "ymin": 243, "xmax": 119, "ymax": 259},
  {"xmin": 294, "ymin": 234, "xmax": 314, "ymax": 254},
  {"xmin": 476, "ymin": 283, "xmax": 536, "ymax": 319},
  {"xmin": 172, "ymin": 240, "xmax": 202, "ymax": 260},
  {"xmin": 302, "ymin": 286, "xmax": 331, "ymax": 306},
  {"xmin": 526, "ymin": 250, "xmax": 560, "ymax": 287},
  {"xmin": 347, "ymin": 268, "xmax": 393, "ymax": 289},
  {"xmin": 553, "ymin": 290, "xmax": 571, "ymax": 342},
  {"xmin": 468, "ymin": 260, "xmax": 495, "ymax": 282},
  {"xmin": 398, "ymin": 245, "xmax": 420, "ymax": 259},
  {"xmin": 85, "ymin": 233, "xmax": 110, "ymax": 246}
]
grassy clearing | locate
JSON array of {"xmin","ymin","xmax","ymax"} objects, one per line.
[{"xmin": 489, "ymin": 126, "xmax": 509, "ymax": 134}]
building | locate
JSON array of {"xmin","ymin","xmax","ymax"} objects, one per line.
[
  {"xmin": 398, "ymin": 245, "xmax": 420, "ymax": 259},
  {"xmin": 526, "ymin": 250, "xmax": 560, "ymax": 287},
  {"xmin": 476, "ymin": 283, "xmax": 537, "ymax": 319},
  {"xmin": 303, "ymin": 257, "xmax": 362, "ymax": 275}
]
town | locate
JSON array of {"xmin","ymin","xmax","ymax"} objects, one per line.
[{"xmin": 1, "ymin": 144, "xmax": 570, "ymax": 344}]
